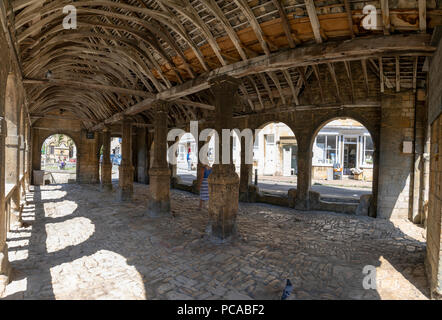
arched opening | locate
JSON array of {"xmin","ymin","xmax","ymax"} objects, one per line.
[
  {"xmin": 4, "ymin": 73, "xmax": 19, "ymax": 194},
  {"xmin": 253, "ymin": 122, "xmax": 298, "ymax": 195},
  {"xmin": 110, "ymin": 136, "xmax": 122, "ymax": 181},
  {"xmin": 311, "ymin": 118, "xmax": 374, "ymax": 202},
  {"xmin": 175, "ymin": 132, "xmax": 197, "ymax": 185},
  {"xmin": 40, "ymin": 134, "xmax": 77, "ymax": 184}
]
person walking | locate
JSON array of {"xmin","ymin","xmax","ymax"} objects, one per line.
[
  {"xmin": 198, "ymin": 164, "xmax": 212, "ymax": 210},
  {"xmin": 187, "ymin": 151, "xmax": 191, "ymax": 170}
]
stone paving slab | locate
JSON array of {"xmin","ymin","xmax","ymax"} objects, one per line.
[{"xmin": 1, "ymin": 183, "xmax": 429, "ymax": 300}]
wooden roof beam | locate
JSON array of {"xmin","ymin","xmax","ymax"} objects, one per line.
[
  {"xmin": 304, "ymin": 0, "xmax": 322, "ymax": 44},
  {"xmin": 361, "ymin": 59, "xmax": 369, "ymax": 97},
  {"xmin": 23, "ymin": 78, "xmax": 155, "ymax": 98},
  {"xmin": 282, "ymin": 70, "xmax": 299, "ymax": 105},
  {"xmin": 396, "ymin": 56, "xmax": 401, "ymax": 92},
  {"xmin": 327, "ymin": 63, "xmax": 342, "ymax": 102},
  {"xmin": 380, "ymin": 0, "xmax": 390, "ymax": 36},
  {"xmin": 343, "ymin": 0, "xmax": 355, "ymax": 38},
  {"xmin": 419, "ymin": 0, "xmax": 426, "ymax": 33},
  {"xmin": 272, "ymin": 0, "xmax": 295, "ymax": 48},
  {"xmin": 343, "ymin": 60, "xmax": 354, "ymax": 103}
]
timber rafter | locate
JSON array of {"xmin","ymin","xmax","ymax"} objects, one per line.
[{"xmin": 1, "ymin": 0, "xmax": 438, "ymax": 130}]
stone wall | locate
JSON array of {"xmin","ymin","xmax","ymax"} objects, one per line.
[
  {"xmin": 426, "ymin": 30, "xmax": 442, "ymax": 299},
  {"xmin": 377, "ymin": 91, "xmax": 415, "ymax": 219},
  {"xmin": 312, "ymin": 166, "xmax": 373, "ymax": 181},
  {"xmin": 0, "ymin": 8, "xmax": 31, "ymax": 293},
  {"xmin": 426, "ymin": 114, "xmax": 442, "ymax": 299},
  {"xmin": 31, "ymin": 117, "xmax": 82, "ymax": 183}
]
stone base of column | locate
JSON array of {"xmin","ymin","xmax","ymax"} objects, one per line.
[
  {"xmin": 101, "ymin": 163, "xmax": 113, "ymax": 191},
  {"xmin": 147, "ymin": 167, "xmax": 171, "ymax": 217},
  {"xmin": 78, "ymin": 163, "xmax": 100, "ymax": 184},
  {"xmin": 239, "ymin": 185, "xmax": 259, "ymax": 203},
  {"xmin": 0, "ymin": 244, "xmax": 11, "ymax": 296},
  {"xmin": 206, "ymin": 164, "xmax": 239, "ymax": 243},
  {"xmin": 294, "ymin": 191, "xmax": 315, "ymax": 211},
  {"xmin": 117, "ymin": 164, "xmax": 134, "ymax": 201}
]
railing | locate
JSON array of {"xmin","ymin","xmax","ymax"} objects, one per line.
[{"xmin": 4, "ymin": 172, "xmax": 29, "ymax": 232}]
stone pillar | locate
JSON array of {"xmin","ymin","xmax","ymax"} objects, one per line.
[
  {"xmin": 239, "ymin": 136, "xmax": 253, "ymax": 202},
  {"xmin": 101, "ymin": 127, "xmax": 112, "ymax": 191},
  {"xmin": 117, "ymin": 118, "xmax": 134, "ymax": 201},
  {"xmin": 0, "ymin": 117, "xmax": 11, "ymax": 293},
  {"xmin": 411, "ymin": 95, "xmax": 426, "ymax": 222},
  {"xmin": 377, "ymin": 92, "xmax": 415, "ymax": 219},
  {"xmin": 77, "ymin": 130, "xmax": 99, "ymax": 184},
  {"xmin": 295, "ymin": 135, "xmax": 312, "ymax": 210},
  {"xmin": 207, "ymin": 75, "xmax": 240, "ymax": 242},
  {"xmin": 147, "ymin": 101, "xmax": 171, "ymax": 217},
  {"xmin": 426, "ymin": 113, "xmax": 442, "ymax": 299}
]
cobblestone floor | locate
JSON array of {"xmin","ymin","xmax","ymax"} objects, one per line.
[{"xmin": 1, "ymin": 183, "xmax": 429, "ymax": 300}]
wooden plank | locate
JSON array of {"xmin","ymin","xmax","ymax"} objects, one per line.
[
  {"xmin": 343, "ymin": 61, "xmax": 354, "ymax": 103},
  {"xmin": 419, "ymin": 0, "xmax": 426, "ymax": 33},
  {"xmin": 380, "ymin": 0, "xmax": 390, "ymax": 35},
  {"xmin": 272, "ymin": 0, "xmax": 295, "ymax": 48},
  {"xmin": 297, "ymin": 66, "xmax": 312, "ymax": 104},
  {"xmin": 304, "ymin": 0, "xmax": 322, "ymax": 43},
  {"xmin": 282, "ymin": 70, "xmax": 299, "ymax": 105},
  {"xmin": 343, "ymin": 0, "xmax": 355, "ymax": 38},
  {"xmin": 396, "ymin": 56, "xmax": 401, "ymax": 92},
  {"xmin": 327, "ymin": 63, "xmax": 342, "ymax": 102},
  {"xmin": 379, "ymin": 58, "xmax": 384, "ymax": 93},
  {"xmin": 361, "ymin": 59, "xmax": 369, "ymax": 96},
  {"xmin": 413, "ymin": 56, "xmax": 418, "ymax": 93},
  {"xmin": 93, "ymin": 34, "xmax": 434, "ymax": 129},
  {"xmin": 23, "ymin": 78, "xmax": 155, "ymax": 98},
  {"xmin": 312, "ymin": 64, "xmax": 324, "ymax": 103}
]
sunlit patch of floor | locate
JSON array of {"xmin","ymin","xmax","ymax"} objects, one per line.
[
  {"xmin": 50, "ymin": 250, "xmax": 145, "ymax": 300},
  {"xmin": 45, "ymin": 217, "xmax": 95, "ymax": 253},
  {"xmin": 44, "ymin": 200, "xmax": 78, "ymax": 219},
  {"xmin": 1, "ymin": 184, "xmax": 430, "ymax": 300}
]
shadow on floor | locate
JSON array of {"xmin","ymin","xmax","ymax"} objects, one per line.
[{"xmin": 1, "ymin": 183, "xmax": 429, "ymax": 300}]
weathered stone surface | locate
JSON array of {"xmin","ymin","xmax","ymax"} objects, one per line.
[
  {"xmin": 356, "ymin": 194, "xmax": 373, "ymax": 216},
  {"xmin": 1, "ymin": 183, "xmax": 430, "ymax": 300}
]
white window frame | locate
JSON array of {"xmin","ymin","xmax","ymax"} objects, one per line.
[
  {"xmin": 313, "ymin": 134, "xmax": 339, "ymax": 166},
  {"xmin": 361, "ymin": 134, "xmax": 374, "ymax": 168}
]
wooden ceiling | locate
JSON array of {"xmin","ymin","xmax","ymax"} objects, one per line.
[{"xmin": 1, "ymin": 0, "xmax": 440, "ymax": 129}]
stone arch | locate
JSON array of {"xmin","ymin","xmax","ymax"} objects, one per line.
[
  {"xmin": 310, "ymin": 114, "xmax": 379, "ymax": 153},
  {"xmin": 253, "ymin": 120, "xmax": 298, "ymax": 177},
  {"xmin": 37, "ymin": 132, "xmax": 80, "ymax": 180},
  {"xmin": 309, "ymin": 115, "xmax": 379, "ymax": 217}
]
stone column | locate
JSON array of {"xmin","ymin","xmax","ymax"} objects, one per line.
[
  {"xmin": 207, "ymin": 75, "xmax": 240, "ymax": 242},
  {"xmin": 0, "ymin": 117, "xmax": 11, "ymax": 293},
  {"xmin": 117, "ymin": 118, "xmax": 134, "ymax": 201},
  {"xmin": 295, "ymin": 135, "xmax": 312, "ymax": 210},
  {"xmin": 101, "ymin": 127, "xmax": 112, "ymax": 191},
  {"xmin": 239, "ymin": 136, "xmax": 253, "ymax": 202},
  {"xmin": 147, "ymin": 101, "xmax": 171, "ymax": 217},
  {"xmin": 426, "ymin": 113, "xmax": 442, "ymax": 299}
]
